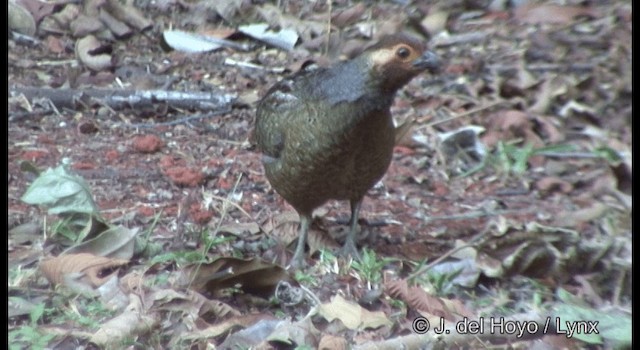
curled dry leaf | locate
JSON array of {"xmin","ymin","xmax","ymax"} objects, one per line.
[
  {"xmin": 75, "ymin": 35, "xmax": 114, "ymax": 71},
  {"xmin": 98, "ymin": 8, "xmax": 132, "ymax": 39},
  {"xmin": 51, "ymin": 3, "xmax": 80, "ymax": 28},
  {"xmin": 39, "ymin": 253, "xmax": 128, "ymax": 289},
  {"xmin": 103, "ymin": 0, "xmax": 152, "ymax": 31}
]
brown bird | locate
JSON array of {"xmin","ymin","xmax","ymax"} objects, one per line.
[{"xmin": 255, "ymin": 34, "xmax": 440, "ymax": 268}]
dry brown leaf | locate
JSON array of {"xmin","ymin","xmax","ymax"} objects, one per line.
[
  {"xmin": 394, "ymin": 117, "xmax": 416, "ymax": 146},
  {"xmin": 532, "ymin": 115, "xmax": 564, "ymax": 143},
  {"xmin": 306, "ymin": 226, "xmax": 340, "ymax": 256},
  {"xmin": 553, "ymin": 202, "xmax": 609, "ymax": 228},
  {"xmin": 385, "ymin": 279, "xmax": 452, "ymax": 320},
  {"xmin": 218, "ymin": 222, "xmax": 261, "ymax": 236},
  {"xmin": 209, "ymin": 0, "xmax": 244, "ymax": 23},
  {"xmin": 514, "ymin": 3, "xmax": 597, "ymax": 25},
  {"xmin": 220, "ymin": 319, "xmax": 287, "ymax": 349},
  {"xmin": 440, "ymin": 298, "xmax": 474, "ymax": 319},
  {"xmin": 181, "ymin": 257, "xmax": 295, "ymax": 298},
  {"xmin": 51, "ymin": 3, "xmax": 80, "ymax": 28},
  {"xmin": 150, "ymin": 289, "xmax": 240, "ymax": 324},
  {"xmin": 331, "ymin": 3, "xmax": 366, "ymax": 29},
  {"xmin": 263, "ymin": 211, "xmax": 300, "ymax": 246},
  {"xmin": 257, "ymin": 4, "xmax": 325, "ymax": 43},
  {"xmin": 70, "ymin": 14, "xmax": 106, "ymax": 37},
  {"xmin": 44, "ymin": 35, "xmax": 66, "ymax": 54},
  {"xmin": 535, "ymin": 176, "xmax": 573, "ymax": 195},
  {"xmin": 98, "ymin": 8, "xmax": 132, "ymax": 39},
  {"xmin": 200, "ymin": 26, "xmax": 236, "ymax": 39},
  {"xmin": 317, "ymin": 294, "xmax": 392, "ymax": 330},
  {"xmin": 17, "ymin": 0, "xmax": 57, "ymax": 24},
  {"xmin": 90, "ymin": 294, "xmax": 158, "ymax": 347},
  {"xmin": 265, "ymin": 317, "xmax": 321, "ymax": 348},
  {"xmin": 39, "ymin": 253, "xmax": 128, "ymax": 289},
  {"xmin": 420, "ymin": 10, "xmax": 448, "ymax": 35},
  {"xmin": 482, "ymin": 110, "xmax": 544, "ymax": 148},
  {"xmin": 104, "ymin": 0, "xmax": 152, "ymax": 31},
  {"xmin": 318, "ymin": 334, "xmax": 348, "ymax": 350},
  {"xmin": 182, "ymin": 314, "xmax": 276, "ymax": 342}
]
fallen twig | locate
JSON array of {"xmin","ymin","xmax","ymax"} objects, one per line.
[{"xmin": 10, "ymin": 87, "xmax": 236, "ymax": 114}]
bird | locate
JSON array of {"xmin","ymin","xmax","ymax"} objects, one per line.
[{"xmin": 254, "ymin": 33, "xmax": 440, "ymax": 268}]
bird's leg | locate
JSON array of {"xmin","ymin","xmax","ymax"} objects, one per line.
[
  {"xmin": 342, "ymin": 200, "xmax": 362, "ymax": 259},
  {"xmin": 289, "ymin": 213, "xmax": 311, "ymax": 269}
]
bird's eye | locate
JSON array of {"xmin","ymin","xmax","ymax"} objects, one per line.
[{"xmin": 396, "ymin": 47, "xmax": 411, "ymax": 59}]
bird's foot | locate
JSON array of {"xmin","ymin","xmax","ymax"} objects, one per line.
[
  {"xmin": 287, "ymin": 251, "xmax": 307, "ymax": 270},
  {"xmin": 340, "ymin": 238, "xmax": 361, "ymax": 260}
]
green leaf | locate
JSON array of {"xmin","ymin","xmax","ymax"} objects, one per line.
[
  {"xmin": 29, "ymin": 303, "xmax": 45, "ymax": 325},
  {"xmin": 553, "ymin": 288, "xmax": 631, "ymax": 346},
  {"xmin": 21, "ymin": 164, "xmax": 98, "ymax": 215},
  {"xmin": 593, "ymin": 146, "xmax": 623, "ymax": 164}
]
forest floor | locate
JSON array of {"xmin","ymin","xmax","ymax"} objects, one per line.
[{"xmin": 8, "ymin": 0, "xmax": 631, "ymax": 349}]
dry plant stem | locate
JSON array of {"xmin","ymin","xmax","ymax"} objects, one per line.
[
  {"xmin": 325, "ymin": 0, "xmax": 332, "ymax": 55},
  {"xmin": 188, "ymin": 174, "xmax": 243, "ymax": 289},
  {"xmin": 408, "ymin": 227, "xmax": 490, "ymax": 281},
  {"xmin": 420, "ymin": 100, "xmax": 506, "ymax": 129},
  {"xmin": 612, "ymin": 269, "xmax": 627, "ymax": 306},
  {"xmin": 208, "ymin": 193, "xmax": 254, "ymax": 222},
  {"xmin": 34, "ymin": 59, "xmax": 78, "ymax": 66},
  {"xmin": 301, "ymin": 284, "xmax": 321, "ymax": 306},
  {"xmin": 408, "ymin": 207, "xmax": 535, "ymax": 280},
  {"xmin": 425, "ymin": 208, "xmax": 535, "ymax": 222}
]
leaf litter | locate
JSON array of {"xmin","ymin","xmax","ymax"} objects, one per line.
[{"xmin": 8, "ymin": 0, "xmax": 631, "ymax": 348}]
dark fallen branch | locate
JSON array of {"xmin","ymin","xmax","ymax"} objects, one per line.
[{"xmin": 10, "ymin": 87, "xmax": 237, "ymax": 113}]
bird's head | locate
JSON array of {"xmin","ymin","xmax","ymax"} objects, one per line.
[{"xmin": 363, "ymin": 33, "xmax": 440, "ymax": 92}]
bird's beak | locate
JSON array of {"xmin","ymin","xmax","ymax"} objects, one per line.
[{"xmin": 413, "ymin": 50, "xmax": 441, "ymax": 73}]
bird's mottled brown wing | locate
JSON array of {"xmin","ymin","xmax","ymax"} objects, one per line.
[{"xmin": 254, "ymin": 76, "xmax": 307, "ymax": 160}]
